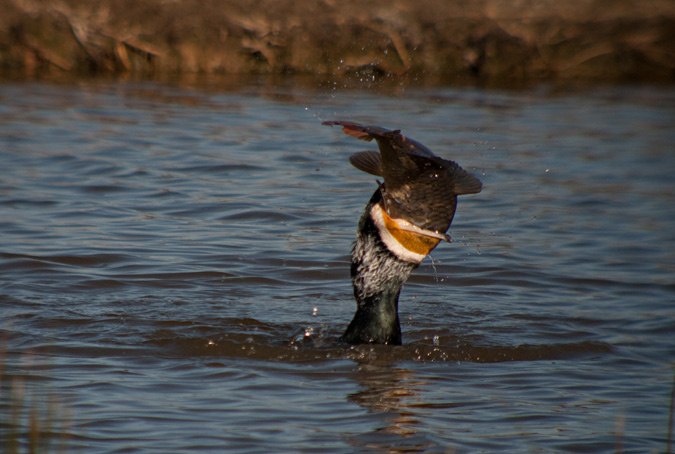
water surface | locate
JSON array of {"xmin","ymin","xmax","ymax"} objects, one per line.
[{"xmin": 1, "ymin": 79, "xmax": 674, "ymax": 453}]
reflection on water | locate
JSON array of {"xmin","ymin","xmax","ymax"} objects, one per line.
[
  {"xmin": 0, "ymin": 79, "xmax": 674, "ymax": 453},
  {"xmin": 348, "ymin": 362, "xmax": 431, "ymax": 452}
]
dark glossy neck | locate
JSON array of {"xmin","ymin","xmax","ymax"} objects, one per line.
[
  {"xmin": 341, "ymin": 190, "xmax": 417, "ymax": 345},
  {"xmin": 341, "ymin": 287, "xmax": 403, "ymax": 345}
]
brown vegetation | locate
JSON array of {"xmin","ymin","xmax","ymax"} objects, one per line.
[{"xmin": 1, "ymin": 0, "xmax": 674, "ymax": 85}]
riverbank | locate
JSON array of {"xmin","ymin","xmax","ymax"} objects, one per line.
[{"xmin": 1, "ymin": 0, "xmax": 673, "ymax": 86}]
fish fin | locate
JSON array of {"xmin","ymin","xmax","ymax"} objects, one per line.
[
  {"xmin": 449, "ymin": 165, "xmax": 483, "ymax": 195},
  {"xmin": 349, "ymin": 151, "xmax": 383, "ymax": 176},
  {"xmin": 322, "ymin": 121, "xmax": 374, "ymax": 142},
  {"xmin": 323, "ymin": 121, "xmax": 399, "ymax": 143}
]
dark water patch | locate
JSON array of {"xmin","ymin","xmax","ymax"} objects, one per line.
[
  {"xmin": 361, "ymin": 339, "xmax": 613, "ymax": 364},
  {"xmin": 278, "ymin": 153, "xmax": 319, "ymax": 164},
  {"xmin": 166, "ymin": 202, "xmax": 237, "ymax": 218},
  {"xmin": 147, "ymin": 188, "xmax": 189, "ymax": 199},
  {"xmin": 78, "ymin": 184, "xmax": 135, "ymax": 194},
  {"xmin": 74, "ymin": 279, "xmax": 127, "ymax": 290},
  {"xmin": 0, "ymin": 198, "xmax": 60, "ymax": 208},
  {"xmin": 219, "ymin": 209, "xmax": 301, "ymax": 222},
  {"xmin": 0, "ymin": 252, "xmax": 133, "ymax": 269},
  {"xmin": 177, "ymin": 163, "xmax": 266, "ymax": 174},
  {"xmin": 136, "ymin": 315, "xmax": 614, "ymax": 364}
]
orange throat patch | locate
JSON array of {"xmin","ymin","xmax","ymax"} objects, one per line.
[{"xmin": 370, "ymin": 203, "xmax": 443, "ymax": 263}]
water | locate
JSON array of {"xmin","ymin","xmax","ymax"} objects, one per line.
[{"xmin": 1, "ymin": 78, "xmax": 674, "ymax": 453}]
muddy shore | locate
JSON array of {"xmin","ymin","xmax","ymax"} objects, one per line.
[{"xmin": 1, "ymin": 0, "xmax": 674, "ymax": 86}]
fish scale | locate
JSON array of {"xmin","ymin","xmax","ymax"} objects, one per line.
[{"xmin": 324, "ymin": 121, "xmax": 482, "ymax": 234}]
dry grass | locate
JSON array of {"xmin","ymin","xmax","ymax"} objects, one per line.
[
  {"xmin": 0, "ymin": 0, "xmax": 673, "ymax": 85},
  {"xmin": 1, "ymin": 343, "xmax": 69, "ymax": 454}
]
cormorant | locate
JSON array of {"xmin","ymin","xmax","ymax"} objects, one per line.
[{"xmin": 324, "ymin": 121, "xmax": 482, "ymax": 345}]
